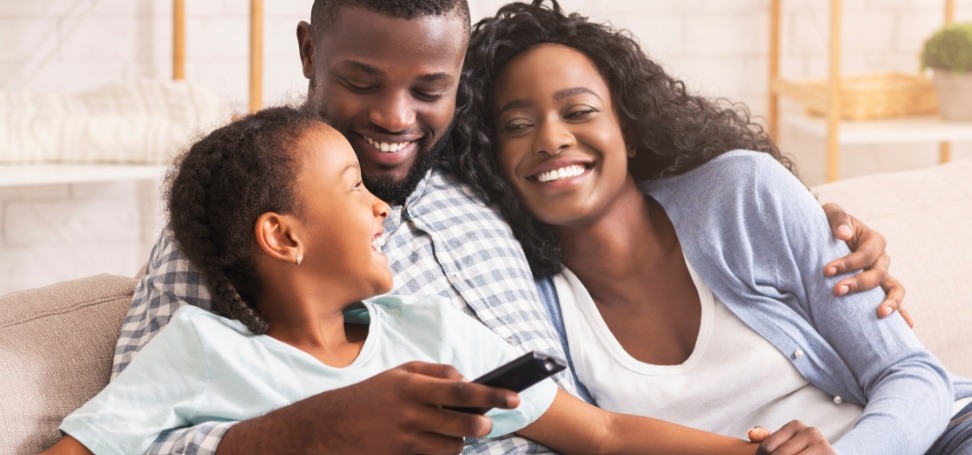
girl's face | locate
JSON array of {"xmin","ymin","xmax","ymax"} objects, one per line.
[
  {"xmin": 294, "ymin": 125, "xmax": 393, "ymax": 301},
  {"xmin": 493, "ymin": 43, "xmax": 631, "ymax": 228}
]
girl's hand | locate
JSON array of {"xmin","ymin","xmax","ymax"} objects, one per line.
[
  {"xmin": 754, "ymin": 420, "xmax": 836, "ymax": 455},
  {"xmin": 747, "ymin": 426, "xmax": 771, "ymax": 443}
]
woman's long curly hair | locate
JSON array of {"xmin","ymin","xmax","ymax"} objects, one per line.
[
  {"xmin": 166, "ymin": 106, "xmax": 319, "ymax": 334},
  {"xmin": 445, "ymin": 0, "xmax": 795, "ymax": 278}
]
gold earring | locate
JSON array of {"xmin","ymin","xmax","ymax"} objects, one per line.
[{"xmin": 296, "ymin": 253, "xmax": 303, "ymax": 265}]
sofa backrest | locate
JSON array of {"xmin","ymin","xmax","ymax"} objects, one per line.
[
  {"xmin": 0, "ymin": 160, "xmax": 969, "ymax": 454},
  {"xmin": 813, "ymin": 158, "xmax": 972, "ymax": 378},
  {"xmin": 0, "ymin": 274, "xmax": 135, "ymax": 454}
]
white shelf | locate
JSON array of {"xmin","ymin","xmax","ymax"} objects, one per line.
[
  {"xmin": 785, "ymin": 114, "xmax": 972, "ymax": 145},
  {"xmin": 0, "ymin": 164, "xmax": 168, "ymax": 187}
]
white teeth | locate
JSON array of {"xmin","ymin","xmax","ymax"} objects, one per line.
[
  {"xmin": 372, "ymin": 233, "xmax": 385, "ymax": 252},
  {"xmin": 365, "ymin": 137, "xmax": 409, "ymax": 153},
  {"xmin": 536, "ymin": 165, "xmax": 586, "ymax": 183}
]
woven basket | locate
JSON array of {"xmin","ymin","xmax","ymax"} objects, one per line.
[{"xmin": 799, "ymin": 72, "xmax": 938, "ymax": 121}]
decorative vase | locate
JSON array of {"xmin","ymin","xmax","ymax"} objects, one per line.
[{"xmin": 932, "ymin": 71, "xmax": 972, "ymax": 121}]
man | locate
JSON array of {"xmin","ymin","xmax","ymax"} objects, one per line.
[{"xmin": 111, "ymin": 1, "xmax": 903, "ymax": 454}]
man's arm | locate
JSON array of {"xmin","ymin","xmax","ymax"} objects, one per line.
[
  {"xmin": 820, "ymin": 203, "xmax": 912, "ymax": 326},
  {"xmin": 215, "ymin": 362, "xmax": 516, "ymax": 455}
]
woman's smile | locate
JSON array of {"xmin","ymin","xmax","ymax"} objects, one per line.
[{"xmin": 493, "ymin": 43, "xmax": 631, "ymax": 226}]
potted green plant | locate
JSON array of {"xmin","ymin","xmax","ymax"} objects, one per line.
[{"xmin": 921, "ymin": 22, "xmax": 972, "ymax": 121}]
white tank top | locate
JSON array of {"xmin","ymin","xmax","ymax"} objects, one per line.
[{"xmin": 554, "ymin": 264, "xmax": 863, "ymax": 440}]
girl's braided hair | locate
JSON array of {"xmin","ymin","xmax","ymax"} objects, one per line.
[{"xmin": 166, "ymin": 106, "xmax": 320, "ymax": 334}]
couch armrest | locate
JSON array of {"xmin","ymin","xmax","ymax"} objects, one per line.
[{"xmin": 0, "ymin": 274, "xmax": 136, "ymax": 454}]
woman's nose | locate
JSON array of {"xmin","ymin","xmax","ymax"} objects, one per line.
[{"xmin": 534, "ymin": 119, "xmax": 575, "ymax": 156}]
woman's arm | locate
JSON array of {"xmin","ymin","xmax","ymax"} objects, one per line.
[
  {"xmin": 517, "ymin": 389, "xmax": 758, "ymax": 455},
  {"xmin": 749, "ymin": 154, "xmax": 952, "ymax": 454},
  {"xmin": 648, "ymin": 151, "xmax": 951, "ymax": 454}
]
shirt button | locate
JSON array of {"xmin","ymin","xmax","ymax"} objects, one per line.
[
  {"xmin": 793, "ymin": 349, "xmax": 804, "ymax": 359},
  {"xmin": 833, "ymin": 395, "xmax": 843, "ymax": 404},
  {"xmin": 505, "ymin": 336, "xmax": 516, "ymax": 345}
]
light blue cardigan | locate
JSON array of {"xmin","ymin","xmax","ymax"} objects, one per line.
[{"xmin": 625, "ymin": 150, "xmax": 972, "ymax": 454}]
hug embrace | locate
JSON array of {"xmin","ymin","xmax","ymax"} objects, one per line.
[{"xmin": 42, "ymin": 1, "xmax": 971, "ymax": 454}]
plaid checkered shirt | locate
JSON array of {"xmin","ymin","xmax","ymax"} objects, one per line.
[{"xmin": 112, "ymin": 167, "xmax": 575, "ymax": 454}]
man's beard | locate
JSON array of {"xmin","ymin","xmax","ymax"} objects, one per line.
[
  {"xmin": 364, "ymin": 147, "xmax": 435, "ymax": 205},
  {"xmin": 364, "ymin": 125, "xmax": 453, "ymax": 205}
]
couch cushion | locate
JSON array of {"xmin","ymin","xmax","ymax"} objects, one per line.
[
  {"xmin": 0, "ymin": 274, "xmax": 135, "ymax": 454},
  {"xmin": 813, "ymin": 158, "xmax": 972, "ymax": 378}
]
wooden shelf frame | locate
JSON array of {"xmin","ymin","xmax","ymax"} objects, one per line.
[{"xmin": 768, "ymin": 0, "xmax": 962, "ymax": 182}]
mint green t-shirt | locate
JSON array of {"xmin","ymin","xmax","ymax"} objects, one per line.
[{"xmin": 61, "ymin": 296, "xmax": 557, "ymax": 455}]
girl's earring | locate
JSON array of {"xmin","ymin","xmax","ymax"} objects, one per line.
[
  {"xmin": 627, "ymin": 145, "xmax": 637, "ymax": 158},
  {"xmin": 296, "ymin": 253, "xmax": 303, "ymax": 265}
]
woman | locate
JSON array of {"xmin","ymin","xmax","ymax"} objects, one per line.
[{"xmin": 448, "ymin": 1, "xmax": 972, "ymax": 453}]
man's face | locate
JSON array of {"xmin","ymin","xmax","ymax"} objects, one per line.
[{"xmin": 297, "ymin": 7, "xmax": 467, "ymax": 204}]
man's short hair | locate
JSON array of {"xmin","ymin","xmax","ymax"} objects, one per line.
[{"xmin": 310, "ymin": 0, "xmax": 471, "ymax": 37}]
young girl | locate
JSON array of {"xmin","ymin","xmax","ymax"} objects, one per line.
[
  {"xmin": 44, "ymin": 106, "xmax": 770, "ymax": 455},
  {"xmin": 449, "ymin": 1, "xmax": 972, "ymax": 454}
]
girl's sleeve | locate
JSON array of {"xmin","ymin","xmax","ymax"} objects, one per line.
[
  {"xmin": 59, "ymin": 307, "xmax": 210, "ymax": 455},
  {"xmin": 429, "ymin": 298, "xmax": 559, "ymax": 438}
]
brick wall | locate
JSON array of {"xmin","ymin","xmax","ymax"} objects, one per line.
[{"xmin": 1, "ymin": 0, "xmax": 971, "ymax": 293}]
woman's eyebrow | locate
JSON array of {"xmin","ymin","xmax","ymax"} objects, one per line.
[
  {"xmin": 496, "ymin": 98, "xmax": 531, "ymax": 116},
  {"xmin": 553, "ymin": 86, "xmax": 599, "ymax": 101},
  {"xmin": 497, "ymin": 87, "xmax": 602, "ymax": 115}
]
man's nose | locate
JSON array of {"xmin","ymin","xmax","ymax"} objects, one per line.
[{"xmin": 369, "ymin": 91, "xmax": 416, "ymax": 133}]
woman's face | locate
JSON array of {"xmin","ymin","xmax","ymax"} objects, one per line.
[
  {"xmin": 493, "ymin": 43, "xmax": 631, "ymax": 228},
  {"xmin": 293, "ymin": 124, "xmax": 393, "ymax": 301}
]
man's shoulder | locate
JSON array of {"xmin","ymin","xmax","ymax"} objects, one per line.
[
  {"xmin": 423, "ymin": 167, "xmax": 489, "ymax": 208},
  {"xmin": 405, "ymin": 167, "xmax": 512, "ymax": 231}
]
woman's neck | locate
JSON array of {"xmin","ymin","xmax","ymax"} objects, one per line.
[
  {"xmin": 552, "ymin": 178, "xmax": 701, "ymax": 364},
  {"xmin": 553, "ymin": 179, "xmax": 679, "ymax": 306}
]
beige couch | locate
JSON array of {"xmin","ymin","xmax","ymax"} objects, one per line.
[{"xmin": 2, "ymin": 159, "xmax": 971, "ymax": 454}]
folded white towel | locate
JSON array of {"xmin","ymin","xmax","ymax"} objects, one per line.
[{"xmin": 0, "ymin": 80, "xmax": 231, "ymax": 164}]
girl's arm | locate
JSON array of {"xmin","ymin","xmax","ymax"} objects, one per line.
[
  {"xmin": 517, "ymin": 389, "xmax": 758, "ymax": 455},
  {"xmin": 39, "ymin": 436, "xmax": 94, "ymax": 455}
]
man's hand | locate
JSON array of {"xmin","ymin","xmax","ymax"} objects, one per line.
[
  {"xmin": 217, "ymin": 361, "xmax": 519, "ymax": 455},
  {"xmin": 821, "ymin": 203, "xmax": 913, "ymax": 327},
  {"xmin": 754, "ymin": 421, "xmax": 836, "ymax": 455}
]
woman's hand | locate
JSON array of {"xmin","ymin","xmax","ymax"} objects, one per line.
[
  {"xmin": 821, "ymin": 203, "xmax": 913, "ymax": 327},
  {"xmin": 752, "ymin": 421, "xmax": 836, "ymax": 455}
]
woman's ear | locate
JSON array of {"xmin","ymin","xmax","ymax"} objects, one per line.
[
  {"xmin": 621, "ymin": 129, "xmax": 637, "ymax": 158},
  {"xmin": 255, "ymin": 212, "xmax": 302, "ymax": 265}
]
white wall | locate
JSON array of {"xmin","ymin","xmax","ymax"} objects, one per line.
[{"xmin": 2, "ymin": 0, "xmax": 971, "ymax": 294}]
